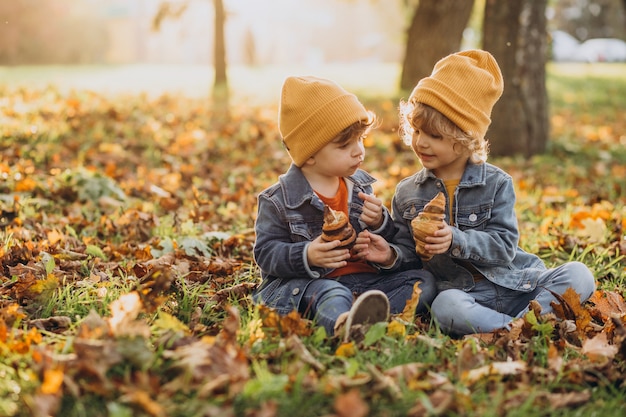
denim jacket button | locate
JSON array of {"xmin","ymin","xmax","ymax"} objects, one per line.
[
  {"xmin": 469, "ymin": 213, "xmax": 477, "ymax": 222},
  {"xmin": 522, "ymin": 283, "xmax": 531, "ymax": 289},
  {"xmin": 292, "ymin": 288, "xmax": 300, "ymax": 296},
  {"xmin": 451, "ymin": 248, "xmax": 460, "ymax": 257}
]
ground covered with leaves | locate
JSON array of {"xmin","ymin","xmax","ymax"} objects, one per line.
[{"xmin": 0, "ymin": 70, "xmax": 625, "ymax": 416}]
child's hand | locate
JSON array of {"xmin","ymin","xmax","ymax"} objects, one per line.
[
  {"xmin": 423, "ymin": 223, "xmax": 452, "ymax": 256},
  {"xmin": 352, "ymin": 230, "xmax": 395, "ymax": 266},
  {"xmin": 307, "ymin": 236, "xmax": 351, "ymax": 269},
  {"xmin": 358, "ymin": 192, "xmax": 383, "ymax": 229}
]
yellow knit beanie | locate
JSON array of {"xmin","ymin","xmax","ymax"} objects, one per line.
[
  {"xmin": 279, "ymin": 76, "xmax": 369, "ymax": 167},
  {"xmin": 409, "ymin": 49, "xmax": 504, "ymax": 139}
]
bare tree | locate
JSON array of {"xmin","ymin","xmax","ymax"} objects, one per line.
[
  {"xmin": 212, "ymin": 0, "xmax": 228, "ymax": 109},
  {"xmin": 399, "ymin": 0, "xmax": 475, "ymax": 91},
  {"xmin": 483, "ymin": 0, "xmax": 549, "ymax": 157},
  {"xmin": 153, "ymin": 0, "xmax": 229, "ymax": 111}
]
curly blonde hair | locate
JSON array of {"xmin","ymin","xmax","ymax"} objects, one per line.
[{"xmin": 398, "ymin": 101, "xmax": 489, "ymax": 164}]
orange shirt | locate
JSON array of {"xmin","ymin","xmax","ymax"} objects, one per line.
[
  {"xmin": 443, "ymin": 178, "xmax": 484, "ymax": 281},
  {"xmin": 316, "ymin": 179, "xmax": 377, "ymax": 277},
  {"xmin": 443, "ymin": 178, "xmax": 460, "ymax": 223}
]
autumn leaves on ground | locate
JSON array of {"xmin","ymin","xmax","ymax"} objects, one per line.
[{"xmin": 1, "ymin": 67, "xmax": 626, "ymax": 416}]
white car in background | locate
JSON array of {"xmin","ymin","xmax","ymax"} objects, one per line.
[
  {"xmin": 551, "ymin": 30, "xmax": 626, "ymax": 62},
  {"xmin": 551, "ymin": 30, "xmax": 580, "ymax": 61},
  {"xmin": 572, "ymin": 38, "xmax": 626, "ymax": 62}
]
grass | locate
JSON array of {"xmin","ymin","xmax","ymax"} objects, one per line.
[{"xmin": 0, "ymin": 62, "xmax": 625, "ymax": 416}]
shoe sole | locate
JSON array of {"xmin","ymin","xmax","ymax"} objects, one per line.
[{"xmin": 343, "ymin": 290, "xmax": 390, "ymax": 343}]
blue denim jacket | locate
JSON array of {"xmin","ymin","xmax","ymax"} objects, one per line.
[
  {"xmin": 254, "ymin": 164, "xmax": 400, "ymax": 288},
  {"xmin": 391, "ymin": 162, "xmax": 546, "ymax": 292}
]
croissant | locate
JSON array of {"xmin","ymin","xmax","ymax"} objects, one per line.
[
  {"xmin": 321, "ymin": 205, "xmax": 357, "ymax": 249},
  {"xmin": 411, "ymin": 192, "xmax": 446, "ymax": 261}
]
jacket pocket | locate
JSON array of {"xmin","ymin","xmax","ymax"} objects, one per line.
[
  {"xmin": 455, "ymin": 204, "xmax": 492, "ymax": 230},
  {"xmin": 401, "ymin": 202, "xmax": 425, "ymax": 222},
  {"xmin": 289, "ymin": 219, "xmax": 323, "ymax": 242}
]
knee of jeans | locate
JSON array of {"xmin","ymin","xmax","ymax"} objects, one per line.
[
  {"xmin": 417, "ymin": 277, "xmax": 437, "ymax": 308},
  {"xmin": 430, "ymin": 290, "xmax": 467, "ymax": 323},
  {"xmin": 568, "ymin": 261, "xmax": 597, "ymax": 299},
  {"xmin": 316, "ymin": 284, "xmax": 353, "ymax": 306}
]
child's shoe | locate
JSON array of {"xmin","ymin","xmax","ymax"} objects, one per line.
[{"xmin": 337, "ymin": 290, "xmax": 390, "ymax": 343}]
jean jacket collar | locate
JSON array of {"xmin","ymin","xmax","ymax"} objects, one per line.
[
  {"xmin": 278, "ymin": 164, "xmax": 377, "ymax": 209},
  {"xmin": 414, "ymin": 161, "xmax": 487, "ymax": 187}
]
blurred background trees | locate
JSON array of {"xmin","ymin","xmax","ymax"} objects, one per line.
[
  {"xmin": 484, "ymin": 0, "xmax": 550, "ymax": 157},
  {"xmin": 0, "ymin": 0, "xmax": 624, "ymax": 157},
  {"xmin": 3, "ymin": 0, "xmax": 623, "ymax": 67},
  {"xmin": 399, "ymin": 0, "xmax": 475, "ymax": 91},
  {"xmin": 0, "ymin": 0, "xmax": 107, "ymax": 64}
]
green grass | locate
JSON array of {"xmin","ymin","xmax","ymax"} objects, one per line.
[{"xmin": 547, "ymin": 62, "xmax": 626, "ymax": 121}]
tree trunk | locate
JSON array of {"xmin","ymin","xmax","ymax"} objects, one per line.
[
  {"xmin": 212, "ymin": 0, "xmax": 229, "ymax": 110},
  {"xmin": 483, "ymin": 0, "xmax": 549, "ymax": 157},
  {"xmin": 400, "ymin": 0, "xmax": 475, "ymax": 91}
]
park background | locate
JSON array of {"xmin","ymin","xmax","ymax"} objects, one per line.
[{"xmin": 1, "ymin": 1, "xmax": 626, "ymax": 416}]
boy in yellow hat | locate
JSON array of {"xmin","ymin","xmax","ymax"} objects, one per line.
[
  {"xmin": 391, "ymin": 50, "xmax": 596, "ymax": 336},
  {"xmin": 253, "ymin": 76, "xmax": 436, "ymax": 341}
]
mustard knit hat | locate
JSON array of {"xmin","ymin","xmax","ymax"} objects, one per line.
[
  {"xmin": 409, "ymin": 49, "xmax": 504, "ymax": 139},
  {"xmin": 279, "ymin": 76, "xmax": 369, "ymax": 167}
]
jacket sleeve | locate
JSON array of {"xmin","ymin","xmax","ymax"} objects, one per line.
[
  {"xmin": 448, "ymin": 177, "xmax": 518, "ymax": 266},
  {"xmin": 366, "ymin": 203, "xmax": 397, "ymax": 240},
  {"xmin": 253, "ymin": 195, "xmax": 326, "ymax": 280},
  {"xmin": 388, "ymin": 193, "xmax": 424, "ymax": 271}
]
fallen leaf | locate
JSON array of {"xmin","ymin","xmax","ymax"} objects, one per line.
[
  {"xmin": 334, "ymin": 388, "xmax": 369, "ymax": 417},
  {"xmin": 582, "ymin": 332, "xmax": 618, "ymax": 364},
  {"xmin": 335, "ymin": 342, "xmax": 356, "ymax": 358},
  {"xmin": 396, "ymin": 281, "xmax": 422, "ymax": 322},
  {"xmin": 462, "ymin": 360, "xmax": 527, "ymax": 384}
]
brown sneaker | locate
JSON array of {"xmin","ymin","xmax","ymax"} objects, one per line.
[{"xmin": 342, "ymin": 290, "xmax": 390, "ymax": 343}]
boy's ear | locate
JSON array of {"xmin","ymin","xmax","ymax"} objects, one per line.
[
  {"xmin": 303, "ymin": 156, "xmax": 316, "ymax": 166},
  {"xmin": 452, "ymin": 142, "xmax": 467, "ymax": 156}
]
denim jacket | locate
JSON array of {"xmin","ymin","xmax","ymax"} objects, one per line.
[
  {"xmin": 391, "ymin": 161, "xmax": 546, "ymax": 292},
  {"xmin": 254, "ymin": 164, "xmax": 400, "ymax": 287}
]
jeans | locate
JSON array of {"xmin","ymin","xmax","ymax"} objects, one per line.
[
  {"xmin": 255, "ymin": 269, "xmax": 437, "ymax": 336},
  {"xmin": 430, "ymin": 261, "xmax": 596, "ymax": 336}
]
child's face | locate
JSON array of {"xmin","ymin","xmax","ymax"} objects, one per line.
[
  {"xmin": 411, "ymin": 127, "xmax": 468, "ymax": 180},
  {"xmin": 306, "ymin": 134, "xmax": 365, "ymax": 177}
]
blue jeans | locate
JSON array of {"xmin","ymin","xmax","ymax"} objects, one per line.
[
  {"xmin": 254, "ymin": 269, "xmax": 436, "ymax": 336},
  {"xmin": 430, "ymin": 261, "xmax": 596, "ymax": 336}
]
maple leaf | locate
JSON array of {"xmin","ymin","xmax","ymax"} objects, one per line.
[
  {"xmin": 588, "ymin": 290, "xmax": 626, "ymax": 325},
  {"xmin": 575, "ymin": 217, "xmax": 608, "ymax": 243},
  {"xmin": 549, "ymin": 287, "xmax": 593, "ymax": 336}
]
